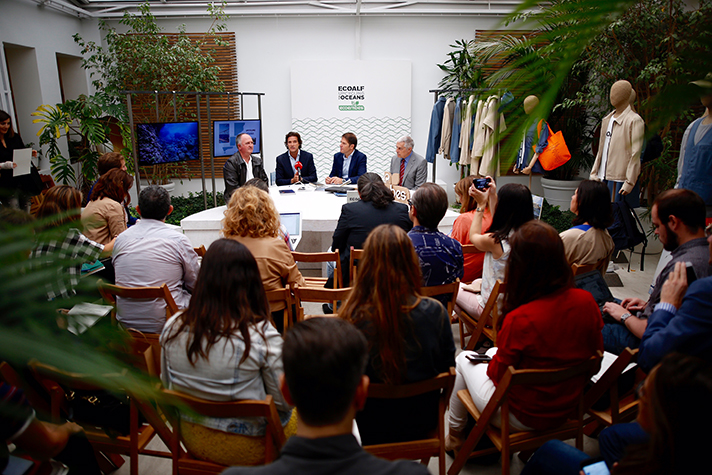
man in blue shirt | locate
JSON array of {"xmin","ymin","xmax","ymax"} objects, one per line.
[
  {"xmin": 326, "ymin": 133, "xmax": 367, "ymax": 185},
  {"xmin": 389, "ymin": 136, "xmax": 427, "ymax": 190},
  {"xmin": 407, "ymin": 183, "xmax": 463, "ymax": 298}
]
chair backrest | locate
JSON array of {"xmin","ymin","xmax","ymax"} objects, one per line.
[
  {"xmin": 193, "ymin": 245, "xmax": 207, "ymax": 257},
  {"xmin": 162, "ymin": 389, "xmax": 286, "ymax": 462},
  {"xmin": 489, "ymin": 352, "xmax": 603, "ymax": 428},
  {"xmin": 349, "ymin": 247, "xmax": 364, "ymax": 284},
  {"xmin": 291, "ymin": 250, "xmax": 342, "ymax": 288},
  {"xmin": 421, "ymin": 280, "xmax": 460, "ymax": 317},
  {"xmin": 460, "ymin": 279, "xmax": 506, "ymax": 351},
  {"xmin": 572, "ymin": 255, "xmax": 609, "ymax": 277},
  {"xmin": 460, "ymin": 244, "xmax": 480, "ymax": 255},
  {"xmin": 585, "ymin": 348, "xmax": 639, "ymax": 426},
  {"xmin": 98, "ymin": 280, "xmax": 179, "ymax": 322},
  {"xmin": 364, "ymin": 368, "xmax": 456, "ymax": 475},
  {"xmin": 265, "ymin": 287, "xmax": 294, "ymax": 331},
  {"xmin": 293, "ymin": 285, "xmax": 353, "ymax": 320}
]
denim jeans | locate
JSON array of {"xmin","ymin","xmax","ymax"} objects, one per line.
[
  {"xmin": 598, "ymin": 422, "xmax": 649, "ymax": 468},
  {"xmin": 601, "ymin": 322, "xmax": 640, "ymax": 355},
  {"xmin": 520, "ymin": 440, "xmax": 590, "ymax": 475}
]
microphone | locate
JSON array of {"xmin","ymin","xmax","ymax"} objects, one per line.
[{"xmin": 295, "ymin": 160, "xmax": 303, "ymax": 182}]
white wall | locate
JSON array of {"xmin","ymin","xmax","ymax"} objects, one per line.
[
  {"xmin": 118, "ymin": 13, "xmax": 506, "ymax": 202},
  {"xmin": 1, "ymin": 0, "xmax": 100, "ymax": 170}
]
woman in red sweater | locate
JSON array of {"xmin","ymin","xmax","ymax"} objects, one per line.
[{"xmin": 446, "ymin": 220, "xmax": 603, "ymax": 450}]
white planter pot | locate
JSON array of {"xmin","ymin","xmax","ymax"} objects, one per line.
[
  {"xmin": 140, "ymin": 180, "xmax": 175, "ymax": 195},
  {"xmin": 540, "ymin": 177, "xmax": 582, "ymax": 211}
]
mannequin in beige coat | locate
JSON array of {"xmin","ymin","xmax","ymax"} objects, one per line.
[{"xmin": 590, "ymin": 80, "xmax": 645, "ymax": 197}]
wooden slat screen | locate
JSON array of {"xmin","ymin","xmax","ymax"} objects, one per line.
[{"xmin": 130, "ymin": 32, "xmax": 239, "ymax": 180}]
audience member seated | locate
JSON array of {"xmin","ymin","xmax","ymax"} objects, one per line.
[
  {"xmin": 81, "ymin": 169, "xmax": 133, "ymax": 245},
  {"xmin": 637, "ymin": 227, "xmax": 712, "ymax": 372},
  {"xmin": 161, "ymin": 239, "xmax": 295, "ymax": 466},
  {"xmin": 244, "ymin": 178, "xmax": 294, "ymax": 251},
  {"xmin": 222, "ymin": 186, "xmax": 305, "ymax": 333},
  {"xmin": 446, "ymin": 221, "xmax": 603, "ymax": 452},
  {"xmin": 450, "ymin": 176, "xmax": 492, "ymax": 282},
  {"xmin": 221, "ymin": 317, "xmax": 430, "ymax": 475},
  {"xmin": 329, "ymin": 172, "xmax": 412, "ymax": 289},
  {"xmin": 32, "ymin": 185, "xmax": 112, "ymax": 300},
  {"xmin": 340, "ymin": 224, "xmax": 455, "ymax": 445},
  {"xmin": 85, "ymin": 152, "xmax": 127, "ymax": 203},
  {"xmin": 601, "ymin": 189, "xmax": 711, "ymax": 354},
  {"xmin": 454, "ymin": 180, "xmax": 533, "ymax": 320},
  {"xmin": 560, "ymin": 179, "xmax": 614, "ymax": 267},
  {"xmin": 521, "ymin": 353, "xmax": 712, "ymax": 475},
  {"xmin": 112, "ymin": 185, "xmax": 199, "ymax": 334},
  {"xmin": 85, "ymin": 152, "xmax": 136, "ymax": 227},
  {"xmin": 1, "ymin": 381, "xmax": 101, "ymax": 475},
  {"xmin": 407, "ymin": 183, "xmax": 463, "ymax": 308}
]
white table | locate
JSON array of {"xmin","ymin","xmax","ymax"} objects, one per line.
[{"xmin": 180, "ymin": 184, "xmax": 458, "ymax": 252}]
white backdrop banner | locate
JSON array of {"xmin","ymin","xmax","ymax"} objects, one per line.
[{"xmin": 291, "ymin": 60, "xmax": 412, "ymax": 181}]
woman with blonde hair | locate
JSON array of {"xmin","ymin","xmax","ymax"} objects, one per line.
[
  {"xmin": 340, "ymin": 224, "xmax": 455, "ymax": 445},
  {"xmin": 222, "ymin": 185, "xmax": 304, "ymax": 333}
]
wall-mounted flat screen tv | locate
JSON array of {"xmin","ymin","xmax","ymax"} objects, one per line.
[
  {"xmin": 136, "ymin": 122, "xmax": 200, "ymax": 166},
  {"xmin": 213, "ymin": 120, "xmax": 261, "ymax": 157}
]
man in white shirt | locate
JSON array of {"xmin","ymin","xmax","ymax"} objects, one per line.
[{"xmin": 112, "ymin": 185, "xmax": 200, "ymax": 333}]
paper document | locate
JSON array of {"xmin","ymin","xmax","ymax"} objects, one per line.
[{"xmin": 13, "ymin": 148, "xmax": 32, "ymax": 176}]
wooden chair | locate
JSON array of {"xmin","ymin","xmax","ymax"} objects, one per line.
[
  {"xmin": 458, "ymin": 280, "xmax": 506, "ymax": 351},
  {"xmin": 447, "ymin": 353, "xmax": 603, "ymax": 475},
  {"xmin": 291, "ymin": 250, "xmax": 342, "ymax": 289},
  {"xmin": 193, "ymin": 245, "xmax": 207, "ymax": 257},
  {"xmin": 161, "ymin": 389, "xmax": 287, "ymax": 475},
  {"xmin": 265, "ymin": 286, "xmax": 295, "ymax": 331},
  {"xmin": 460, "ymin": 244, "xmax": 479, "ymax": 255},
  {"xmin": 363, "ymin": 368, "xmax": 456, "ymax": 475},
  {"xmin": 293, "ymin": 285, "xmax": 353, "ymax": 320},
  {"xmin": 584, "ymin": 348, "xmax": 640, "ymax": 428},
  {"xmin": 98, "ymin": 280, "xmax": 179, "ymax": 324},
  {"xmin": 28, "ymin": 353, "xmax": 172, "ymax": 475},
  {"xmin": 421, "ymin": 280, "xmax": 460, "ymax": 318},
  {"xmin": 349, "ymin": 247, "xmax": 364, "ymax": 284},
  {"xmin": 572, "ymin": 255, "xmax": 609, "ymax": 277}
]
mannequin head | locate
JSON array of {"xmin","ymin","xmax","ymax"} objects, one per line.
[
  {"xmin": 523, "ymin": 95, "xmax": 539, "ymax": 115},
  {"xmin": 610, "ymin": 80, "xmax": 633, "ymax": 109}
]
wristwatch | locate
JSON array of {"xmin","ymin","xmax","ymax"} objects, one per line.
[{"xmin": 620, "ymin": 313, "xmax": 632, "ymax": 324}]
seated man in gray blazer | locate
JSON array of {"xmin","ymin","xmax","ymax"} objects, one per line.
[{"xmin": 389, "ymin": 135, "xmax": 427, "ymax": 190}]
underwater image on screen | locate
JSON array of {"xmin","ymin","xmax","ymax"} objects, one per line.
[{"xmin": 136, "ymin": 122, "xmax": 200, "ymax": 165}]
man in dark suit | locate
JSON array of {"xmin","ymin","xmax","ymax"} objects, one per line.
[
  {"xmin": 328, "ymin": 173, "xmax": 412, "ymax": 293},
  {"xmin": 325, "ymin": 132, "xmax": 367, "ymax": 185},
  {"xmin": 275, "ymin": 131, "xmax": 317, "ymax": 185},
  {"xmin": 389, "ymin": 135, "xmax": 427, "ymax": 190}
]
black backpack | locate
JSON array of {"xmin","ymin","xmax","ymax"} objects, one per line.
[{"xmin": 607, "ymin": 198, "xmax": 648, "ymax": 271}]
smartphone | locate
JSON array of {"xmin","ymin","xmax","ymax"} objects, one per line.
[
  {"xmin": 685, "ymin": 261, "xmax": 697, "ymax": 285},
  {"xmin": 581, "ymin": 458, "xmax": 610, "ymax": 475},
  {"xmin": 465, "ymin": 353, "xmax": 491, "ymax": 364},
  {"xmin": 474, "ymin": 177, "xmax": 491, "ymax": 191}
]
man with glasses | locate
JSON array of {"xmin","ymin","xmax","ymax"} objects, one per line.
[{"xmin": 224, "ymin": 133, "xmax": 268, "ymax": 202}]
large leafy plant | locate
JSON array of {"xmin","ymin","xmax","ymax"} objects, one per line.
[{"xmin": 72, "ymin": 1, "xmax": 228, "ymax": 185}]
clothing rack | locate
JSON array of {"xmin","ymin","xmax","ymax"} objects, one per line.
[{"xmin": 428, "ymin": 88, "xmax": 500, "ymax": 182}]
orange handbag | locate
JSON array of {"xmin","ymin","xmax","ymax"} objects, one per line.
[{"xmin": 536, "ymin": 120, "xmax": 572, "ymax": 171}]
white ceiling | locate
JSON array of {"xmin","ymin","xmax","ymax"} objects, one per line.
[{"xmin": 36, "ymin": 0, "xmax": 527, "ymax": 19}]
